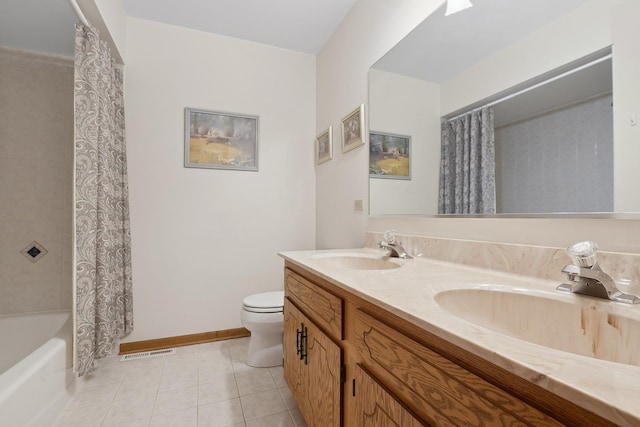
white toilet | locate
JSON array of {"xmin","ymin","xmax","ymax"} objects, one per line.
[{"xmin": 241, "ymin": 291, "xmax": 285, "ymax": 367}]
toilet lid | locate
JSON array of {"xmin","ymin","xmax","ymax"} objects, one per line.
[{"xmin": 243, "ymin": 291, "xmax": 284, "ymax": 311}]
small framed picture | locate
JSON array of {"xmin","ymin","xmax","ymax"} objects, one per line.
[
  {"xmin": 369, "ymin": 131, "xmax": 411, "ymax": 180},
  {"xmin": 184, "ymin": 108, "xmax": 259, "ymax": 171},
  {"xmin": 341, "ymin": 104, "xmax": 365, "ymax": 153},
  {"xmin": 315, "ymin": 126, "xmax": 333, "ymax": 165}
]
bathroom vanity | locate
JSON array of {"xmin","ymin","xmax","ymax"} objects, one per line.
[{"xmin": 280, "ymin": 245, "xmax": 640, "ymax": 427}]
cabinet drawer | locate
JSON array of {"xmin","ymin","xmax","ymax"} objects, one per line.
[
  {"xmin": 354, "ymin": 309, "xmax": 563, "ymax": 426},
  {"xmin": 285, "ymin": 268, "xmax": 343, "ymax": 340}
]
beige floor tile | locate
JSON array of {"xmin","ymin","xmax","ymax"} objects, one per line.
[
  {"xmin": 240, "ymin": 389, "xmax": 286, "ymax": 421},
  {"xmin": 288, "ymin": 408, "xmax": 308, "ymax": 427},
  {"xmin": 229, "ymin": 338, "xmax": 250, "ymax": 361},
  {"xmin": 199, "ymin": 359, "xmax": 235, "ymax": 383},
  {"xmin": 269, "ymin": 366, "xmax": 286, "ymax": 388},
  {"xmin": 125, "ymin": 358, "xmax": 165, "ymax": 378},
  {"xmin": 233, "ymin": 360, "xmax": 265, "ymax": 377},
  {"xmin": 198, "ymin": 373, "xmax": 239, "ymax": 405},
  {"xmin": 64, "ymin": 382, "xmax": 119, "ymax": 410},
  {"xmin": 149, "ymin": 407, "xmax": 197, "ymax": 427},
  {"xmin": 52, "ymin": 403, "xmax": 108, "ymax": 427},
  {"xmin": 114, "ymin": 375, "xmax": 160, "ymax": 402},
  {"xmin": 198, "ymin": 341, "xmax": 232, "ymax": 359},
  {"xmin": 102, "ymin": 417, "xmax": 151, "ymax": 427},
  {"xmin": 76, "ymin": 364, "xmax": 128, "ymax": 390},
  {"xmin": 55, "ymin": 339, "xmax": 296, "ymax": 426},
  {"xmin": 277, "ymin": 386, "xmax": 297, "ymax": 410},
  {"xmin": 152, "ymin": 385, "xmax": 197, "ymax": 416},
  {"xmin": 164, "ymin": 353, "xmax": 198, "ymax": 370},
  {"xmin": 236, "ymin": 369, "xmax": 277, "ymax": 396},
  {"xmin": 159, "ymin": 364, "xmax": 197, "ymax": 391},
  {"xmin": 174, "ymin": 344, "xmax": 199, "ymax": 355},
  {"xmin": 102, "ymin": 394, "xmax": 155, "ymax": 426},
  {"xmin": 246, "ymin": 411, "xmax": 295, "ymax": 427},
  {"xmin": 198, "ymin": 397, "xmax": 245, "ymax": 426}
]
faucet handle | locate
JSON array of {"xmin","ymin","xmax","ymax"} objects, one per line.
[
  {"xmin": 383, "ymin": 229, "xmax": 397, "ymax": 244},
  {"xmin": 566, "ymin": 241, "xmax": 598, "ymax": 268}
]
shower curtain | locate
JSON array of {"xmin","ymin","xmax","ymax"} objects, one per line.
[
  {"xmin": 74, "ymin": 24, "xmax": 133, "ymax": 376},
  {"xmin": 438, "ymin": 107, "xmax": 496, "ymax": 214}
]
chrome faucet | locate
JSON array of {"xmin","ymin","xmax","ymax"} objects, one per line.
[
  {"xmin": 378, "ymin": 229, "xmax": 413, "ymax": 259},
  {"xmin": 557, "ymin": 241, "xmax": 640, "ymax": 304}
]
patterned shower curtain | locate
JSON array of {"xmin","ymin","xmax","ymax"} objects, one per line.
[
  {"xmin": 74, "ymin": 24, "xmax": 133, "ymax": 376},
  {"xmin": 438, "ymin": 107, "xmax": 496, "ymax": 214}
]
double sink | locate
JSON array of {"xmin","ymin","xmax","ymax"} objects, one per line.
[{"xmin": 310, "ymin": 252, "xmax": 640, "ymax": 367}]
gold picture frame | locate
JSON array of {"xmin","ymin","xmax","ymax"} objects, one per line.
[
  {"xmin": 341, "ymin": 104, "xmax": 365, "ymax": 153},
  {"xmin": 316, "ymin": 126, "xmax": 333, "ymax": 165}
]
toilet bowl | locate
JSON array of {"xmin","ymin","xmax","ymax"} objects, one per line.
[{"xmin": 241, "ymin": 291, "xmax": 285, "ymax": 368}]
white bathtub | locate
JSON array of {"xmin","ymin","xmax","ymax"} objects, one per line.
[{"xmin": 0, "ymin": 310, "xmax": 76, "ymax": 427}]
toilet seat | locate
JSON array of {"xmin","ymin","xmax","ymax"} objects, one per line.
[{"xmin": 242, "ymin": 291, "xmax": 284, "ymax": 313}]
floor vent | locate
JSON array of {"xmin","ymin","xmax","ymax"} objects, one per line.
[{"xmin": 120, "ymin": 348, "xmax": 176, "ymax": 361}]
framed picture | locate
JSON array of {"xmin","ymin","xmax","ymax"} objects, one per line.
[
  {"xmin": 316, "ymin": 126, "xmax": 333, "ymax": 165},
  {"xmin": 369, "ymin": 131, "xmax": 411, "ymax": 180},
  {"xmin": 184, "ymin": 108, "xmax": 259, "ymax": 171},
  {"xmin": 341, "ymin": 104, "xmax": 365, "ymax": 153}
]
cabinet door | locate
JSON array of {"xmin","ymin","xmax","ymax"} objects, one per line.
[
  {"xmin": 355, "ymin": 364, "xmax": 424, "ymax": 427},
  {"xmin": 304, "ymin": 317, "xmax": 342, "ymax": 427},
  {"xmin": 284, "ymin": 298, "xmax": 342, "ymax": 427},
  {"xmin": 284, "ymin": 299, "xmax": 305, "ymax": 403}
]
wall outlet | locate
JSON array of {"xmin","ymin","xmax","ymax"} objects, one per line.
[{"xmin": 354, "ymin": 199, "xmax": 364, "ymax": 211}]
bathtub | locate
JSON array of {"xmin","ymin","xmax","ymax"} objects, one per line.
[{"xmin": 0, "ymin": 310, "xmax": 76, "ymax": 427}]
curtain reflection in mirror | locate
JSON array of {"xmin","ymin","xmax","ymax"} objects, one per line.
[{"xmin": 439, "ymin": 107, "xmax": 496, "ymax": 214}]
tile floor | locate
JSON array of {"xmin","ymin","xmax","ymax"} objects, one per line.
[{"xmin": 53, "ymin": 338, "xmax": 307, "ymax": 427}]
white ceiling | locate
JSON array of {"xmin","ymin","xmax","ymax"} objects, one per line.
[
  {"xmin": 123, "ymin": 0, "xmax": 358, "ymax": 54},
  {"xmin": 0, "ymin": 0, "xmax": 357, "ymax": 57}
]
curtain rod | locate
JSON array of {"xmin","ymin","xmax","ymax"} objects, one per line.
[
  {"xmin": 68, "ymin": 0, "xmax": 89, "ymax": 26},
  {"xmin": 445, "ymin": 53, "xmax": 613, "ymax": 122}
]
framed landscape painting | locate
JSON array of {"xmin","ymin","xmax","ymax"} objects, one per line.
[
  {"xmin": 184, "ymin": 108, "xmax": 259, "ymax": 171},
  {"xmin": 341, "ymin": 104, "xmax": 365, "ymax": 153},
  {"xmin": 369, "ymin": 131, "xmax": 411, "ymax": 179}
]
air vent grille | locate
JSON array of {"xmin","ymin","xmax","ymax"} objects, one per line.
[{"xmin": 120, "ymin": 348, "xmax": 176, "ymax": 361}]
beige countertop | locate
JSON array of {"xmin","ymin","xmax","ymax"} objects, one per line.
[{"xmin": 279, "ymin": 248, "xmax": 640, "ymax": 427}]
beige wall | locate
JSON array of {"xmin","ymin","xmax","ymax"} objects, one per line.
[
  {"xmin": 368, "ymin": 69, "xmax": 440, "ymax": 215},
  {"xmin": 0, "ymin": 47, "xmax": 74, "ymax": 315},
  {"xmin": 122, "ymin": 18, "xmax": 316, "ymax": 342},
  {"xmin": 315, "ymin": 0, "xmax": 443, "ymax": 249}
]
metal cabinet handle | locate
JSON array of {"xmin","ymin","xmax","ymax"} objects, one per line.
[
  {"xmin": 296, "ymin": 327, "xmax": 302, "ymax": 355},
  {"xmin": 300, "ymin": 325, "xmax": 308, "ymax": 365}
]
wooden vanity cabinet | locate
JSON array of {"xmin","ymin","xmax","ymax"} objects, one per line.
[
  {"xmin": 353, "ymin": 308, "xmax": 563, "ymax": 426},
  {"xmin": 354, "ymin": 363, "xmax": 424, "ymax": 427},
  {"xmin": 282, "ymin": 262, "xmax": 618, "ymax": 427},
  {"xmin": 284, "ymin": 269, "xmax": 343, "ymax": 427}
]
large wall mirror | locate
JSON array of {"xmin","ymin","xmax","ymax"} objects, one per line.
[{"xmin": 368, "ymin": 0, "xmax": 640, "ymax": 216}]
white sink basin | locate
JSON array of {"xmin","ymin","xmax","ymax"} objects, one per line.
[
  {"xmin": 311, "ymin": 253, "xmax": 403, "ymax": 270},
  {"xmin": 435, "ymin": 287, "xmax": 640, "ymax": 366}
]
